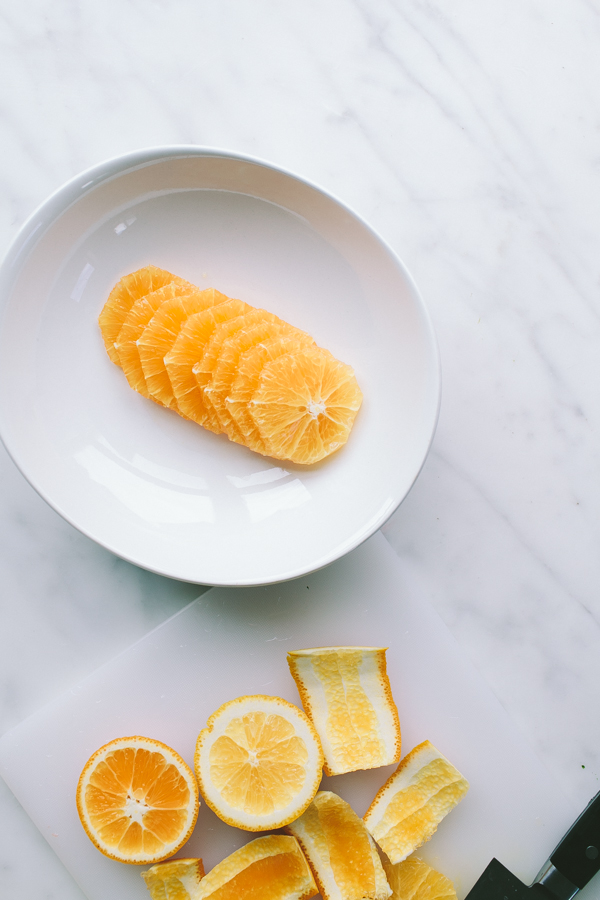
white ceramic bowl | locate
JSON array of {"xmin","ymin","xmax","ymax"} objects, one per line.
[{"xmin": 0, "ymin": 147, "xmax": 440, "ymax": 585}]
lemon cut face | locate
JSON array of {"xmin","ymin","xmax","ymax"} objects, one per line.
[
  {"xmin": 363, "ymin": 740, "xmax": 469, "ymax": 864},
  {"xmin": 195, "ymin": 695, "xmax": 324, "ymax": 831},
  {"xmin": 287, "ymin": 647, "xmax": 401, "ymax": 776}
]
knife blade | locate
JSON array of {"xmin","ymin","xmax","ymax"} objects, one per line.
[{"xmin": 465, "ymin": 790, "xmax": 600, "ymax": 899}]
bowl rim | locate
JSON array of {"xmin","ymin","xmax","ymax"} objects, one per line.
[{"xmin": 0, "ymin": 145, "xmax": 441, "ymax": 585}]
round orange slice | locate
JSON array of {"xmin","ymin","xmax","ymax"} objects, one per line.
[
  {"xmin": 195, "ymin": 695, "xmax": 323, "ymax": 832},
  {"xmin": 138, "ymin": 288, "xmax": 229, "ymax": 409},
  {"xmin": 141, "ymin": 858, "xmax": 205, "ymax": 900},
  {"xmin": 249, "ymin": 346, "xmax": 363, "ymax": 464},
  {"xmin": 99, "ymin": 266, "xmax": 182, "ymax": 365},
  {"xmin": 207, "ymin": 320, "xmax": 310, "ymax": 439},
  {"xmin": 164, "ymin": 297, "xmax": 250, "ymax": 432},
  {"xmin": 76, "ymin": 735, "xmax": 199, "ymax": 865},
  {"xmin": 193, "ymin": 308, "xmax": 287, "ymax": 434}
]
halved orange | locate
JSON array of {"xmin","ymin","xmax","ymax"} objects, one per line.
[
  {"xmin": 141, "ymin": 858, "xmax": 205, "ymax": 900},
  {"xmin": 226, "ymin": 336, "xmax": 314, "ymax": 454},
  {"xmin": 164, "ymin": 297, "xmax": 249, "ymax": 433},
  {"xmin": 76, "ymin": 735, "xmax": 199, "ymax": 865},
  {"xmin": 116, "ymin": 280, "xmax": 195, "ymax": 399},
  {"xmin": 207, "ymin": 320, "xmax": 311, "ymax": 439},
  {"xmin": 363, "ymin": 741, "xmax": 469, "ymax": 864},
  {"xmin": 249, "ymin": 346, "xmax": 363, "ymax": 464},
  {"xmin": 195, "ymin": 695, "xmax": 323, "ymax": 832},
  {"xmin": 194, "ymin": 835, "xmax": 318, "ymax": 900},
  {"xmin": 99, "ymin": 266, "xmax": 182, "ymax": 365},
  {"xmin": 286, "ymin": 791, "xmax": 391, "ymax": 900},
  {"xmin": 381, "ymin": 856, "xmax": 457, "ymax": 900},
  {"xmin": 138, "ymin": 289, "xmax": 229, "ymax": 408}
]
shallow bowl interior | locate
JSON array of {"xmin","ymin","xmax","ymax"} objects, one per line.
[{"xmin": 0, "ymin": 148, "xmax": 440, "ymax": 585}]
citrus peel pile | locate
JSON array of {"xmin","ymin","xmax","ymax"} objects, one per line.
[
  {"xmin": 75, "ymin": 646, "xmax": 468, "ymax": 899},
  {"xmin": 98, "ymin": 265, "xmax": 363, "ymax": 464}
]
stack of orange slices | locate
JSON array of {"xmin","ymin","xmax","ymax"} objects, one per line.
[{"xmin": 98, "ymin": 266, "xmax": 363, "ymax": 464}]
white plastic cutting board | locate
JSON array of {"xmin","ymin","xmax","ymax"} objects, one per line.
[{"xmin": 0, "ymin": 534, "xmax": 587, "ymax": 899}]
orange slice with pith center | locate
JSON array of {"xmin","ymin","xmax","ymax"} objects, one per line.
[{"xmin": 76, "ymin": 735, "xmax": 199, "ymax": 865}]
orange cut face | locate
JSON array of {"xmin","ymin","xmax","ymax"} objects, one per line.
[
  {"xmin": 76, "ymin": 736, "xmax": 199, "ymax": 865},
  {"xmin": 116, "ymin": 280, "xmax": 196, "ymax": 400},
  {"xmin": 206, "ymin": 320, "xmax": 311, "ymax": 440},
  {"xmin": 164, "ymin": 297, "xmax": 250, "ymax": 432},
  {"xmin": 249, "ymin": 346, "xmax": 363, "ymax": 464},
  {"xmin": 138, "ymin": 289, "xmax": 229, "ymax": 408},
  {"xmin": 99, "ymin": 266, "xmax": 185, "ymax": 365},
  {"xmin": 226, "ymin": 335, "xmax": 314, "ymax": 454}
]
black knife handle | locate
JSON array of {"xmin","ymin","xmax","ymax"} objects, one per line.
[{"xmin": 549, "ymin": 790, "xmax": 600, "ymax": 889}]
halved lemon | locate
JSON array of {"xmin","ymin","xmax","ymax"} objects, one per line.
[
  {"xmin": 363, "ymin": 741, "xmax": 469, "ymax": 864},
  {"xmin": 286, "ymin": 791, "xmax": 391, "ymax": 900},
  {"xmin": 76, "ymin": 735, "xmax": 199, "ymax": 865},
  {"xmin": 195, "ymin": 834, "xmax": 318, "ymax": 900},
  {"xmin": 194, "ymin": 695, "xmax": 323, "ymax": 831},
  {"xmin": 287, "ymin": 647, "xmax": 401, "ymax": 776},
  {"xmin": 141, "ymin": 858, "xmax": 205, "ymax": 900},
  {"xmin": 381, "ymin": 856, "xmax": 457, "ymax": 900}
]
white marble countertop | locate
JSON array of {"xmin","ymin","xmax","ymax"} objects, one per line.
[{"xmin": 1, "ymin": 2, "xmax": 599, "ymax": 898}]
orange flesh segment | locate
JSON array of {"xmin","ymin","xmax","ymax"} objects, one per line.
[
  {"xmin": 99, "ymin": 266, "xmax": 182, "ymax": 365},
  {"xmin": 286, "ymin": 791, "xmax": 390, "ymax": 900},
  {"xmin": 205, "ymin": 852, "xmax": 313, "ymax": 900},
  {"xmin": 208, "ymin": 710, "xmax": 309, "ymax": 815},
  {"xmin": 226, "ymin": 336, "xmax": 314, "ymax": 454},
  {"xmin": 249, "ymin": 346, "xmax": 363, "ymax": 464},
  {"xmin": 207, "ymin": 320, "xmax": 311, "ymax": 440},
  {"xmin": 381, "ymin": 856, "xmax": 457, "ymax": 900},
  {"xmin": 77, "ymin": 737, "xmax": 198, "ymax": 865},
  {"xmin": 138, "ymin": 289, "xmax": 229, "ymax": 408},
  {"xmin": 165, "ymin": 297, "xmax": 250, "ymax": 433},
  {"xmin": 193, "ymin": 308, "xmax": 286, "ymax": 433},
  {"xmin": 116, "ymin": 280, "xmax": 195, "ymax": 399},
  {"xmin": 195, "ymin": 835, "xmax": 317, "ymax": 900}
]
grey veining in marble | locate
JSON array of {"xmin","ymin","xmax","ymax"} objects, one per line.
[{"xmin": 1, "ymin": 1, "xmax": 600, "ymax": 897}]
